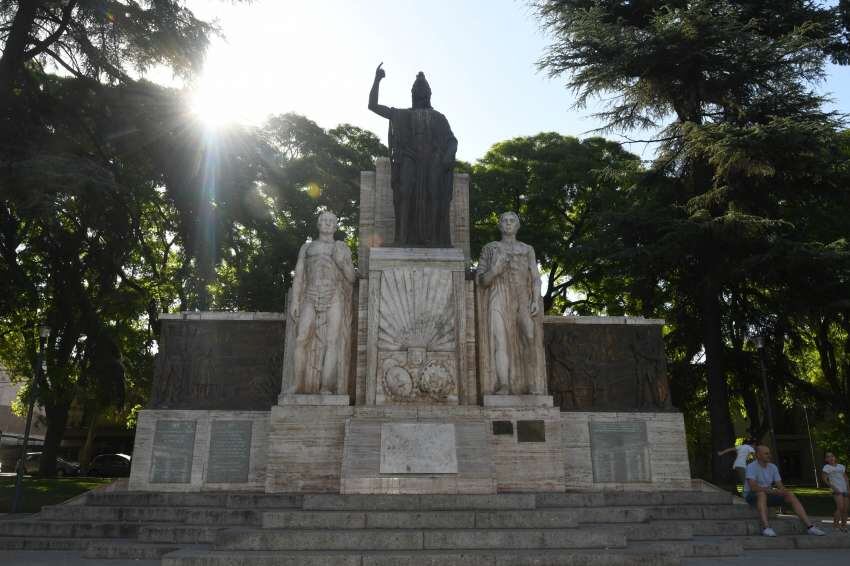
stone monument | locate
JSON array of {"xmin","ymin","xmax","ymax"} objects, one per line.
[{"xmin": 128, "ymin": 66, "xmax": 692, "ymax": 495}]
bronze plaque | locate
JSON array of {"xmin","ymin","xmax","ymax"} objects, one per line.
[
  {"xmin": 492, "ymin": 421, "xmax": 514, "ymax": 436},
  {"xmin": 206, "ymin": 420, "xmax": 252, "ymax": 483},
  {"xmin": 590, "ymin": 420, "xmax": 651, "ymax": 483},
  {"xmin": 150, "ymin": 420, "xmax": 196, "ymax": 484},
  {"xmin": 517, "ymin": 420, "xmax": 545, "ymax": 443}
]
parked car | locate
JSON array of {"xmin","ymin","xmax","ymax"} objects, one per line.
[
  {"xmin": 17, "ymin": 452, "xmax": 80, "ymax": 477},
  {"xmin": 88, "ymin": 453, "xmax": 131, "ymax": 477}
]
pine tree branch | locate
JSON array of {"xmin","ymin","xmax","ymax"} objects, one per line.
[{"xmin": 23, "ymin": 1, "xmax": 78, "ymax": 61}]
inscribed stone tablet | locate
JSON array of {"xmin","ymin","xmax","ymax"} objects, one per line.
[
  {"xmin": 517, "ymin": 420, "xmax": 546, "ymax": 442},
  {"xmin": 589, "ymin": 420, "xmax": 650, "ymax": 483},
  {"xmin": 380, "ymin": 423, "xmax": 458, "ymax": 474},
  {"xmin": 150, "ymin": 419, "xmax": 196, "ymax": 483},
  {"xmin": 206, "ymin": 420, "xmax": 252, "ymax": 483}
]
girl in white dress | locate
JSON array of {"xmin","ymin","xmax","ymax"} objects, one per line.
[{"xmin": 822, "ymin": 452, "xmax": 849, "ymax": 532}]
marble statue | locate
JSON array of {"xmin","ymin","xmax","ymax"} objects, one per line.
[
  {"xmin": 283, "ymin": 211, "xmax": 356, "ymax": 395},
  {"xmin": 477, "ymin": 212, "xmax": 545, "ymax": 395},
  {"xmin": 368, "ymin": 63, "xmax": 458, "ymax": 247}
]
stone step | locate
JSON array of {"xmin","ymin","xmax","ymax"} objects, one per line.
[
  {"xmin": 216, "ymin": 527, "xmax": 626, "ymax": 551},
  {"xmin": 673, "ymin": 518, "xmax": 806, "ymax": 537},
  {"xmin": 536, "ymin": 491, "xmax": 733, "ymax": 508},
  {"xmin": 0, "ymin": 535, "xmax": 93, "ymax": 551},
  {"xmin": 139, "ymin": 525, "xmax": 223, "ymax": 544},
  {"xmin": 261, "ymin": 509, "xmax": 581, "ymax": 530},
  {"xmin": 163, "ymin": 548, "xmax": 678, "ymax": 566},
  {"xmin": 576, "ymin": 507, "xmax": 650, "ymax": 523},
  {"xmin": 642, "ymin": 505, "xmax": 758, "ymax": 521},
  {"xmin": 301, "ymin": 494, "xmax": 537, "ymax": 511},
  {"xmin": 85, "ymin": 491, "xmax": 301, "ymax": 509},
  {"xmin": 631, "ymin": 540, "xmax": 743, "ymax": 558},
  {"xmin": 612, "ymin": 521, "xmax": 693, "ymax": 541},
  {"xmin": 81, "ymin": 540, "xmax": 183, "ymax": 559},
  {"xmin": 40, "ymin": 504, "xmax": 263, "ymax": 526},
  {"xmin": 0, "ymin": 520, "xmax": 140, "ymax": 538},
  {"xmin": 731, "ymin": 533, "xmax": 850, "ymax": 550}
]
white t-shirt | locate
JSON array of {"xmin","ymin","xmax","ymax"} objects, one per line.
[
  {"xmin": 733, "ymin": 444, "xmax": 755, "ymax": 469},
  {"xmin": 823, "ymin": 463, "xmax": 848, "ymax": 493},
  {"xmin": 744, "ymin": 461, "xmax": 781, "ymax": 496}
]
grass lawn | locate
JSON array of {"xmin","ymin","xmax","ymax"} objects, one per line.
[
  {"xmin": 0, "ymin": 477, "xmax": 113, "ymax": 513},
  {"xmin": 786, "ymin": 485, "xmax": 842, "ymax": 518}
]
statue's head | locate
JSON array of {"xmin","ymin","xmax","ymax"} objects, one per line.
[
  {"xmin": 317, "ymin": 210, "xmax": 338, "ymax": 235},
  {"xmin": 498, "ymin": 211, "xmax": 520, "ymax": 236},
  {"xmin": 411, "ymin": 72, "xmax": 432, "ymax": 109}
]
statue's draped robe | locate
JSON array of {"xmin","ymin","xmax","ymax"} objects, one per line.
[
  {"xmin": 388, "ymin": 107, "xmax": 457, "ymax": 247},
  {"xmin": 477, "ymin": 241, "xmax": 544, "ymax": 395}
]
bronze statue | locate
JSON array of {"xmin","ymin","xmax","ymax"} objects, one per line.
[{"xmin": 368, "ymin": 63, "xmax": 458, "ymax": 247}]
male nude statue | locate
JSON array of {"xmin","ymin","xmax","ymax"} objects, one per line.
[
  {"xmin": 288, "ymin": 211, "xmax": 356, "ymax": 394},
  {"xmin": 477, "ymin": 212, "xmax": 543, "ymax": 394}
]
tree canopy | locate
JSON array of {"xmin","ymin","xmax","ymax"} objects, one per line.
[{"xmin": 533, "ymin": 0, "xmax": 850, "ymax": 480}]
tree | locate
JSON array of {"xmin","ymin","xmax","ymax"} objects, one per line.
[
  {"xmin": 534, "ymin": 0, "xmax": 850, "ymax": 482},
  {"xmin": 0, "ymin": 1, "xmax": 250, "ymax": 475}
]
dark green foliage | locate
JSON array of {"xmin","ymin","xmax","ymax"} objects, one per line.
[{"xmin": 534, "ymin": 0, "xmax": 850, "ymax": 481}]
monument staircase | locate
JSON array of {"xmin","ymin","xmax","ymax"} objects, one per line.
[{"xmin": 2, "ymin": 486, "xmax": 850, "ymax": 565}]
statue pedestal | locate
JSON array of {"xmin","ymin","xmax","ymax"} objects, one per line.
[
  {"xmin": 356, "ymin": 247, "xmax": 476, "ymax": 406},
  {"xmin": 482, "ymin": 395, "xmax": 554, "ymax": 408},
  {"xmin": 277, "ymin": 394, "xmax": 350, "ymax": 406}
]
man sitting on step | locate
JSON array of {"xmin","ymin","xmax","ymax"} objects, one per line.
[{"xmin": 744, "ymin": 444, "xmax": 825, "ymax": 537}]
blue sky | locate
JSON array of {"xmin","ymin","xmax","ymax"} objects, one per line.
[{"xmin": 183, "ymin": 0, "xmax": 850, "ymax": 162}]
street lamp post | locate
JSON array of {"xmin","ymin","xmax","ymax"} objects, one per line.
[
  {"xmin": 11, "ymin": 324, "xmax": 49, "ymax": 513},
  {"xmin": 753, "ymin": 335, "xmax": 780, "ymax": 465}
]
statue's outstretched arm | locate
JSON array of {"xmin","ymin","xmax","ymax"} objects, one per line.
[{"xmin": 368, "ymin": 62, "xmax": 392, "ymax": 119}]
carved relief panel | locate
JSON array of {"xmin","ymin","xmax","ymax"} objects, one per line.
[{"xmin": 363, "ymin": 248, "xmax": 470, "ymax": 405}]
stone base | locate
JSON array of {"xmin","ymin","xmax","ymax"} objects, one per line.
[
  {"xmin": 561, "ymin": 411, "xmax": 691, "ymax": 489},
  {"xmin": 483, "ymin": 394, "xmax": 553, "ymax": 407},
  {"xmin": 128, "ymin": 410, "xmax": 269, "ymax": 492},
  {"xmin": 265, "ymin": 404, "xmax": 353, "ymax": 493},
  {"xmin": 277, "ymin": 394, "xmax": 350, "ymax": 406},
  {"xmin": 336, "ymin": 405, "xmax": 565, "ymax": 494}
]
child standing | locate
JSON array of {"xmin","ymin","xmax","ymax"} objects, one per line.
[
  {"xmin": 718, "ymin": 438, "xmax": 757, "ymax": 494},
  {"xmin": 822, "ymin": 452, "xmax": 849, "ymax": 532}
]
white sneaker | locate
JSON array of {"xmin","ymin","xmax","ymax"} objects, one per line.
[
  {"xmin": 762, "ymin": 527, "xmax": 777, "ymax": 537},
  {"xmin": 807, "ymin": 525, "xmax": 826, "ymax": 536}
]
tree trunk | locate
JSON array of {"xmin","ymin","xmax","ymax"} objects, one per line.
[
  {"xmin": 702, "ymin": 285, "xmax": 736, "ymax": 485},
  {"xmin": 78, "ymin": 411, "xmax": 99, "ymax": 475},
  {"xmin": 0, "ymin": 1, "xmax": 41, "ymax": 135},
  {"xmin": 38, "ymin": 400, "xmax": 70, "ymax": 477}
]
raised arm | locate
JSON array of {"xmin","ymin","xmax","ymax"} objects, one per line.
[{"xmin": 368, "ymin": 62, "xmax": 392, "ymax": 119}]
